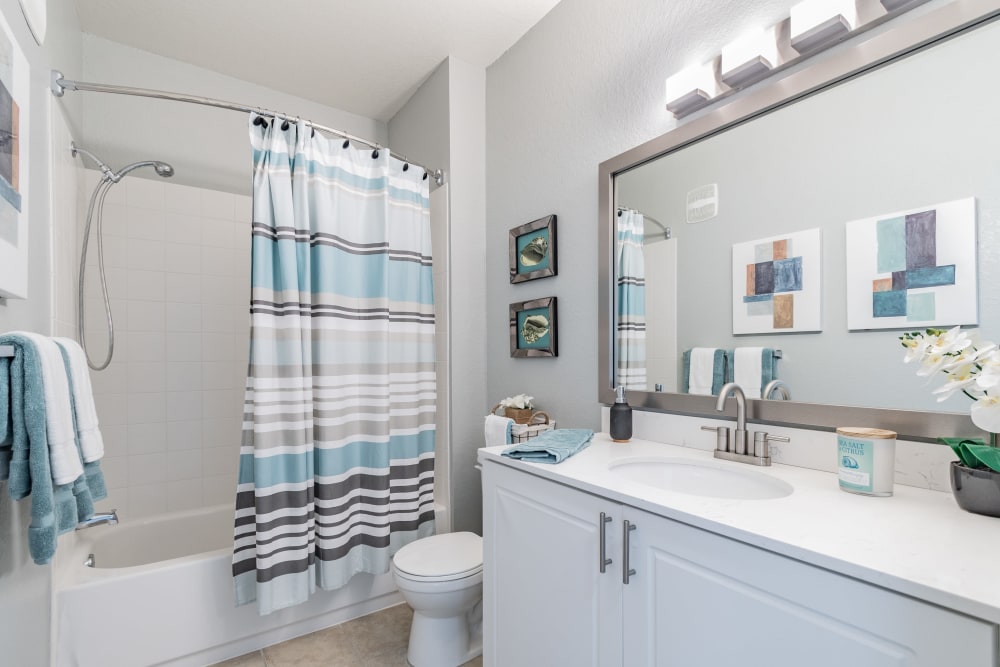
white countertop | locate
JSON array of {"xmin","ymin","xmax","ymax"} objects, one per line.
[{"xmin": 479, "ymin": 434, "xmax": 1000, "ymax": 624}]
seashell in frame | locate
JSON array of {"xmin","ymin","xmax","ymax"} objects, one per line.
[
  {"xmin": 519, "ymin": 236, "xmax": 549, "ymax": 267},
  {"xmin": 521, "ymin": 314, "xmax": 550, "ymax": 344}
]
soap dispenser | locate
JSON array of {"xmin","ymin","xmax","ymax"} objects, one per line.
[{"xmin": 610, "ymin": 385, "xmax": 632, "ymax": 442}]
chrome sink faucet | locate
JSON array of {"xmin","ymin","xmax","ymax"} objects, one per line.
[
  {"xmin": 763, "ymin": 379, "xmax": 791, "ymax": 400},
  {"xmin": 701, "ymin": 382, "xmax": 789, "ymax": 466},
  {"xmin": 716, "ymin": 383, "xmax": 748, "ymax": 455}
]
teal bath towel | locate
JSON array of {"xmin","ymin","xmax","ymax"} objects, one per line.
[
  {"xmin": 682, "ymin": 349, "xmax": 728, "ymax": 395},
  {"xmin": 502, "ymin": 429, "xmax": 594, "ymax": 464},
  {"xmin": 0, "ymin": 334, "xmax": 101, "ymax": 564}
]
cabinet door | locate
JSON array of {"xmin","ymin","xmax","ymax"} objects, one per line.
[
  {"xmin": 482, "ymin": 462, "xmax": 623, "ymax": 667},
  {"xmin": 622, "ymin": 507, "xmax": 996, "ymax": 667}
]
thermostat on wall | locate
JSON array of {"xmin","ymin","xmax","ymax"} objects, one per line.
[{"xmin": 686, "ymin": 184, "xmax": 718, "ymax": 223}]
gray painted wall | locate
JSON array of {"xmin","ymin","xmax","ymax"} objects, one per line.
[
  {"xmin": 485, "ymin": 0, "xmax": 804, "ymax": 430},
  {"xmin": 0, "ymin": 0, "xmax": 83, "ymax": 663},
  {"xmin": 79, "ymin": 34, "xmax": 387, "ymax": 196}
]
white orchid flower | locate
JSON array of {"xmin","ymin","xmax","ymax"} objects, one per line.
[
  {"xmin": 901, "ymin": 335, "xmax": 931, "ymax": 363},
  {"xmin": 971, "ymin": 394, "xmax": 1000, "ymax": 432},
  {"xmin": 976, "ymin": 349, "xmax": 1000, "ymax": 390},
  {"xmin": 927, "ymin": 326, "xmax": 972, "ymax": 355},
  {"xmin": 932, "ymin": 370, "xmax": 980, "ymax": 402}
]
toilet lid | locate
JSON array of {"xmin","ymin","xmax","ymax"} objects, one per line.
[{"xmin": 393, "ymin": 531, "xmax": 483, "ymax": 579}]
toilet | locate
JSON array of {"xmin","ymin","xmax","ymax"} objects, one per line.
[{"xmin": 391, "ymin": 531, "xmax": 484, "ymax": 667}]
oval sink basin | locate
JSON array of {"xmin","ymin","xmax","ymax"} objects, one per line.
[{"xmin": 607, "ymin": 457, "xmax": 793, "ymax": 500}]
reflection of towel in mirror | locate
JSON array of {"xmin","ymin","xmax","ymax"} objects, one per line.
[
  {"xmin": 485, "ymin": 414, "xmax": 513, "ymax": 446},
  {"xmin": 733, "ymin": 347, "xmax": 777, "ymax": 399},
  {"xmin": 683, "ymin": 348, "xmax": 727, "ymax": 395}
]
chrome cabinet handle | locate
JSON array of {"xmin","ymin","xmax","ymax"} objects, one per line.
[
  {"xmin": 623, "ymin": 520, "xmax": 637, "ymax": 584},
  {"xmin": 599, "ymin": 512, "xmax": 613, "ymax": 573}
]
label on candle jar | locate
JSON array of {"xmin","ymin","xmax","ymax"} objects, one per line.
[{"xmin": 837, "ymin": 427, "xmax": 896, "ymax": 497}]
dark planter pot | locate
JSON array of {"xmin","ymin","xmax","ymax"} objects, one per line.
[{"xmin": 950, "ymin": 461, "xmax": 1000, "ymax": 518}]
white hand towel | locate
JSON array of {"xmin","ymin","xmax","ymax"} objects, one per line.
[
  {"xmin": 688, "ymin": 348, "xmax": 718, "ymax": 396},
  {"xmin": 485, "ymin": 414, "xmax": 513, "ymax": 446},
  {"xmin": 53, "ymin": 337, "xmax": 105, "ymax": 463},
  {"xmin": 734, "ymin": 347, "xmax": 765, "ymax": 399},
  {"xmin": 12, "ymin": 331, "xmax": 84, "ymax": 485}
]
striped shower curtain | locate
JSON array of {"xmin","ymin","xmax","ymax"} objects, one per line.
[
  {"xmin": 232, "ymin": 118, "xmax": 436, "ymax": 614},
  {"xmin": 616, "ymin": 210, "xmax": 647, "ymax": 390}
]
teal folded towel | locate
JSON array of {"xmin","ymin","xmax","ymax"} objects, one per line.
[
  {"xmin": 0, "ymin": 334, "xmax": 102, "ymax": 564},
  {"xmin": 682, "ymin": 349, "xmax": 728, "ymax": 395},
  {"xmin": 502, "ymin": 429, "xmax": 594, "ymax": 464}
]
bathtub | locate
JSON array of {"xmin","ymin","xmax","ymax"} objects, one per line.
[{"xmin": 54, "ymin": 504, "xmax": 402, "ymax": 666}]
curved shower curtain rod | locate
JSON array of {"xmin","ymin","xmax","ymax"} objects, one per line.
[
  {"xmin": 616, "ymin": 205, "xmax": 671, "ymax": 240},
  {"xmin": 50, "ymin": 70, "xmax": 446, "ymax": 186}
]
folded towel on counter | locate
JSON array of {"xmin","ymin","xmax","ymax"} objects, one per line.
[
  {"xmin": 9, "ymin": 331, "xmax": 82, "ymax": 485},
  {"xmin": 53, "ymin": 338, "xmax": 105, "ymax": 462},
  {"xmin": 0, "ymin": 333, "xmax": 102, "ymax": 564},
  {"xmin": 485, "ymin": 414, "xmax": 513, "ymax": 446},
  {"xmin": 732, "ymin": 347, "xmax": 777, "ymax": 399},
  {"xmin": 683, "ymin": 348, "xmax": 727, "ymax": 395},
  {"xmin": 502, "ymin": 428, "xmax": 594, "ymax": 464}
]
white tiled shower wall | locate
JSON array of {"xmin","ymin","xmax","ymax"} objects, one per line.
[
  {"xmin": 81, "ymin": 171, "xmax": 252, "ymax": 519},
  {"xmin": 79, "ymin": 172, "xmax": 453, "ymax": 524}
]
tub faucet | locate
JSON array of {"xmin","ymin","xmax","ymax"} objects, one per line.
[
  {"xmin": 763, "ymin": 379, "xmax": 791, "ymax": 400},
  {"xmin": 76, "ymin": 509, "xmax": 118, "ymax": 530}
]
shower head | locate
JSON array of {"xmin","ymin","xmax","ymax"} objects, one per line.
[
  {"xmin": 153, "ymin": 162, "xmax": 174, "ymax": 178},
  {"xmin": 114, "ymin": 160, "xmax": 175, "ymax": 180},
  {"xmin": 69, "ymin": 143, "xmax": 174, "ymax": 182}
]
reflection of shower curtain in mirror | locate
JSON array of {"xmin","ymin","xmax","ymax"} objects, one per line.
[
  {"xmin": 616, "ymin": 210, "xmax": 646, "ymax": 389},
  {"xmin": 233, "ymin": 118, "xmax": 436, "ymax": 615}
]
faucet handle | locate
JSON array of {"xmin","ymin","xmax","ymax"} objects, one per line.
[
  {"xmin": 753, "ymin": 432, "xmax": 790, "ymax": 458},
  {"xmin": 701, "ymin": 425, "xmax": 730, "ymax": 452}
]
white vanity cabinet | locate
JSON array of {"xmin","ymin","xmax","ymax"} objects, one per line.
[{"xmin": 483, "ymin": 460, "xmax": 998, "ymax": 667}]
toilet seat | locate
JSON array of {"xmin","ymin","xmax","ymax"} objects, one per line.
[{"xmin": 392, "ymin": 531, "xmax": 483, "ymax": 582}]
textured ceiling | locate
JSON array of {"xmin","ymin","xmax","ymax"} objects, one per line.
[{"xmin": 73, "ymin": 0, "xmax": 562, "ymax": 122}]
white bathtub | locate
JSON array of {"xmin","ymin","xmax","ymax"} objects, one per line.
[{"xmin": 54, "ymin": 504, "xmax": 402, "ymax": 666}]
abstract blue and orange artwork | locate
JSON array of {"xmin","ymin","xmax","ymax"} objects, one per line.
[
  {"xmin": 732, "ymin": 228, "xmax": 822, "ymax": 334},
  {"xmin": 846, "ymin": 198, "xmax": 977, "ymax": 330}
]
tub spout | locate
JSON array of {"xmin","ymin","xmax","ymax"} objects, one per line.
[{"xmin": 76, "ymin": 509, "xmax": 119, "ymax": 530}]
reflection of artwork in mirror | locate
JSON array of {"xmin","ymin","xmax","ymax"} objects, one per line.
[
  {"xmin": 845, "ymin": 198, "xmax": 977, "ymax": 331},
  {"xmin": 732, "ymin": 228, "xmax": 821, "ymax": 335},
  {"xmin": 0, "ymin": 5, "xmax": 29, "ymax": 300},
  {"xmin": 510, "ymin": 296, "xmax": 557, "ymax": 357},
  {"xmin": 509, "ymin": 215, "xmax": 557, "ymax": 283}
]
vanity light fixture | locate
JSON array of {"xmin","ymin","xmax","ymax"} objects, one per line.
[
  {"xmin": 664, "ymin": 60, "xmax": 724, "ymax": 117},
  {"xmin": 720, "ymin": 26, "xmax": 781, "ymax": 89},
  {"xmin": 879, "ymin": 0, "xmax": 932, "ymax": 12},
  {"xmin": 789, "ymin": 0, "xmax": 858, "ymax": 54}
]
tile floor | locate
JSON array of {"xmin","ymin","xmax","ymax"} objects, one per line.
[{"xmin": 213, "ymin": 603, "xmax": 483, "ymax": 667}]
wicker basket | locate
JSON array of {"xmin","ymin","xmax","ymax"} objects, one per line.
[{"xmin": 491, "ymin": 404, "xmax": 550, "ymax": 426}]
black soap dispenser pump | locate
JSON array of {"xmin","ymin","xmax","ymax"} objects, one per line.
[{"xmin": 610, "ymin": 385, "xmax": 632, "ymax": 442}]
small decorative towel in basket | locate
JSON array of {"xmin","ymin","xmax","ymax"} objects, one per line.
[{"xmin": 490, "ymin": 403, "xmax": 555, "ymax": 442}]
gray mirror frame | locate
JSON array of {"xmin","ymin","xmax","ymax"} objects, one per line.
[{"xmin": 598, "ymin": 0, "xmax": 1000, "ymax": 442}]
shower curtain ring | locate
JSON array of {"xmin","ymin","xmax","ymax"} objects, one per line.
[{"xmin": 372, "ymin": 145, "xmax": 380, "ymax": 159}]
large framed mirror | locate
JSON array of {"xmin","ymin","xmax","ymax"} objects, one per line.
[{"xmin": 598, "ymin": 0, "xmax": 1000, "ymax": 441}]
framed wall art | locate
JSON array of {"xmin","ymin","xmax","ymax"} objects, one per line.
[
  {"xmin": 732, "ymin": 228, "xmax": 822, "ymax": 334},
  {"xmin": 0, "ymin": 6, "xmax": 29, "ymax": 300},
  {"xmin": 845, "ymin": 197, "xmax": 977, "ymax": 330},
  {"xmin": 509, "ymin": 214, "xmax": 557, "ymax": 283},
  {"xmin": 510, "ymin": 296, "xmax": 557, "ymax": 357}
]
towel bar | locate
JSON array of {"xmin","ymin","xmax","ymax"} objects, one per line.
[{"xmin": 0, "ymin": 345, "xmax": 13, "ymax": 358}]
